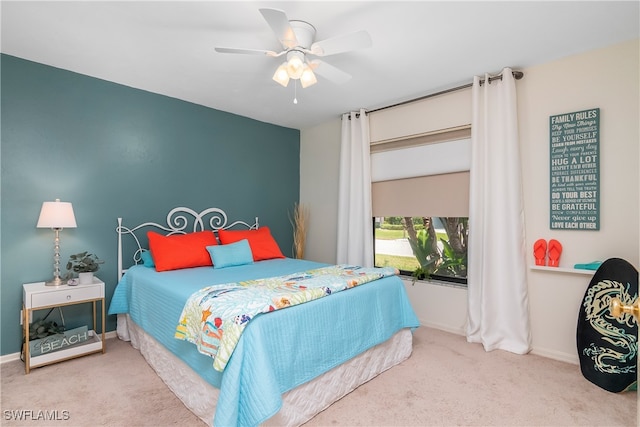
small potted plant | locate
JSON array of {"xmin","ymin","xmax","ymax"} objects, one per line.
[
  {"xmin": 21, "ymin": 315, "xmax": 65, "ymax": 362},
  {"xmin": 66, "ymin": 252, "xmax": 104, "ymax": 284},
  {"xmin": 411, "ymin": 266, "xmax": 430, "ymax": 285}
]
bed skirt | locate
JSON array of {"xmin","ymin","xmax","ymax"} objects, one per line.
[{"xmin": 117, "ymin": 314, "xmax": 413, "ymax": 426}]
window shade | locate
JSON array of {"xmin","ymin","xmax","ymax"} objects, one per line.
[
  {"xmin": 370, "ymin": 125, "xmax": 471, "ymax": 153},
  {"xmin": 371, "ymin": 137, "xmax": 471, "ymax": 182},
  {"xmin": 372, "ymin": 171, "xmax": 470, "ymax": 217},
  {"xmin": 369, "ymin": 88, "xmax": 471, "ymax": 222},
  {"xmin": 369, "ymin": 87, "xmax": 472, "ymax": 143}
]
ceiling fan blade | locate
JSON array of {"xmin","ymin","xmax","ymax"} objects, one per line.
[
  {"xmin": 259, "ymin": 8, "xmax": 298, "ymax": 49},
  {"xmin": 309, "ymin": 59, "xmax": 351, "ymax": 84},
  {"xmin": 310, "ymin": 30, "xmax": 372, "ymax": 56},
  {"xmin": 214, "ymin": 47, "xmax": 281, "ymax": 57}
]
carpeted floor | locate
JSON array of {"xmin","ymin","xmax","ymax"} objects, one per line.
[{"xmin": 1, "ymin": 327, "xmax": 636, "ymax": 426}]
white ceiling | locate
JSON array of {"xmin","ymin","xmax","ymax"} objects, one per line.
[{"xmin": 2, "ymin": 1, "xmax": 638, "ymax": 130}]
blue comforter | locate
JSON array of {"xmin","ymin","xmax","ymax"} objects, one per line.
[{"xmin": 108, "ymin": 258, "xmax": 419, "ymax": 426}]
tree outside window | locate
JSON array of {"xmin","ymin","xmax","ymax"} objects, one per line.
[{"xmin": 374, "ymin": 216, "xmax": 468, "ymax": 285}]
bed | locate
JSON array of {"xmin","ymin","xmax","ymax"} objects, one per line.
[{"xmin": 108, "ymin": 207, "xmax": 420, "ymax": 426}]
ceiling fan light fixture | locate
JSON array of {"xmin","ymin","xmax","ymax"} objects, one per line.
[
  {"xmin": 216, "ymin": 8, "xmax": 369, "ymax": 92},
  {"xmin": 300, "ymin": 66, "xmax": 317, "ymax": 88},
  {"xmin": 272, "ymin": 62, "xmax": 290, "ymax": 87}
]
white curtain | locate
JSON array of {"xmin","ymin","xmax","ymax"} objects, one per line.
[
  {"xmin": 337, "ymin": 108, "xmax": 374, "ymax": 267},
  {"xmin": 466, "ymin": 68, "xmax": 531, "ymax": 354}
]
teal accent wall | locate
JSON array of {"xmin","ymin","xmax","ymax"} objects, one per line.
[{"xmin": 0, "ymin": 54, "xmax": 300, "ymax": 356}]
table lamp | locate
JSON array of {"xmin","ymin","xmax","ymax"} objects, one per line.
[{"xmin": 37, "ymin": 199, "xmax": 77, "ymax": 286}]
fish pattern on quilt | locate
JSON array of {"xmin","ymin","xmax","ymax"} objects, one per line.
[{"xmin": 175, "ymin": 264, "xmax": 397, "ymax": 371}]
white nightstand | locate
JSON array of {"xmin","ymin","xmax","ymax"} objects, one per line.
[{"xmin": 22, "ymin": 277, "xmax": 106, "ymax": 374}]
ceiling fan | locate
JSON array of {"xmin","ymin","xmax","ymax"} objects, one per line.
[{"xmin": 214, "ymin": 8, "xmax": 372, "ymax": 89}]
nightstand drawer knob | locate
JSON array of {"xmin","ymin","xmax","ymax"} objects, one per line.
[{"xmin": 67, "ymin": 295, "xmax": 71, "ymax": 300}]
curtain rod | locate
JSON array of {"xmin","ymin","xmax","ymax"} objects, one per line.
[{"xmin": 366, "ymin": 70, "xmax": 524, "ymax": 115}]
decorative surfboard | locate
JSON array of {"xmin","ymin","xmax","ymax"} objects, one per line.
[{"xmin": 576, "ymin": 258, "xmax": 638, "ymax": 392}]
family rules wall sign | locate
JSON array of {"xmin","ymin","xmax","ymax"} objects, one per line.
[{"xmin": 549, "ymin": 108, "xmax": 600, "ymax": 230}]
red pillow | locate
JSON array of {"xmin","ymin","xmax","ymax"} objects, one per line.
[
  {"xmin": 217, "ymin": 227, "xmax": 285, "ymax": 261},
  {"xmin": 147, "ymin": 231, "xmax": 217, "ymax": 272}
]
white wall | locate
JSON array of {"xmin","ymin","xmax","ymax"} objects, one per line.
[
  {"xmin": 299, "ymin": 119, "xmax": 341, "ymax": 264},
  {"xmin": 520, "ymin": 39, "xmax": 639, "ymax": 362},
  {"xmin": 300, "ymin": 39, "xmax": 640, "ymax": 364},
  {"xmin": 402, "ymin": 279, "xmax": 468, "ymax": 335}
]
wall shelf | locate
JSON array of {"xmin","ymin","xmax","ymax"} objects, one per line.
[{"xmin": 530, "ymin": 265, "xmax": 595, "ymax": 276}]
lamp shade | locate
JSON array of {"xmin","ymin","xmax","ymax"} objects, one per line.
[
  {"xmin": 300, "ymin": 66, "xmax": 317, "ymax": 88},
  {"xmin": 37, "ymin": 199, "xmax": 77, "ymax": 229},
  {"xmin": 272, "ymin": 63, "xmax": 290, "ymax": 87},
  {"xmin": 286, "ymin": 54, "xmax": 304, "ymax": 79}
]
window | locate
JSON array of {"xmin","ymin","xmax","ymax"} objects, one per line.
[
  {"xmin": 370, "ymin": 128, "xmax": 471, "ymax": 287},
  {"xmin": 374, "ymin": 216, "xmax": 468, "ymax": 285}
]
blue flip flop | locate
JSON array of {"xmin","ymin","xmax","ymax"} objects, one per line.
[{"xmin": 574, "ymin": 261, "xmax": 603, "ymax": 270}]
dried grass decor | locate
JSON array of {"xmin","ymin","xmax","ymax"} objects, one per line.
[{"xmin": 289, "ymin": 202, "xmax": 310, "ymax": 259}]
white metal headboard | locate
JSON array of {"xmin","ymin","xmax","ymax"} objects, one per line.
[{"xmin": 116, "ymin": 206, "xmax": 259, "ymax": 278}]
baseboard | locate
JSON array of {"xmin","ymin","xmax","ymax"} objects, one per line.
[
  {"xmin": 423, "ymin": 323, "xmax": 580, "ymax": 366},
  {"xmin": 530, "ymin": 347, "xmax": 579, "ymax": 365},
  {"xmin": 0, "ymin": 330, "xmax": 118, "ymax": 364},
  {"xmin": 1, "ymin": 352, "xmax": 21, "ymax": 364},
  {"xmin": 421, "ymin": 321, "xmax": 466, "ymax": 336}
]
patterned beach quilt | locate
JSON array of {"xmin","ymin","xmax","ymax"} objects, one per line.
[{"xmin": 175, "ymin": 264, "xmax": 397, "ymax": 371}]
